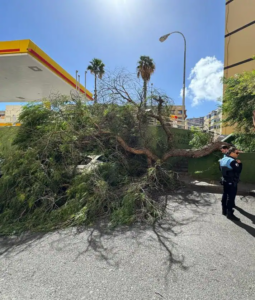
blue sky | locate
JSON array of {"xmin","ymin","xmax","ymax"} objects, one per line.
[{"xmin": 1, "ymin": 0, "xmax": 225, "ymax": 118}]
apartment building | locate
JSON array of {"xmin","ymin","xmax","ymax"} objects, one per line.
[
  {"xmin": 204, "ymin": 108, "xmax": 221, "ymax": 136},
  {"xmin": 169, "ymin": 105, "xmax": 187, "ymax": 128},
  {"xmin": 223, "ymin": 0, "xmax": 255, "ymax": 134},
  {"xmin": 147, "ymin": 105, "xmax": 187, "ymax": 128},
  {"xmin": 185, "ymin": 117, "xmax": 204, "ymax": 130}
]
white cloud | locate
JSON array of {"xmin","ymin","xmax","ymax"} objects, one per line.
[{"xmin": 182, "ymin": 56, "xmax": 223, "ymax": 106}]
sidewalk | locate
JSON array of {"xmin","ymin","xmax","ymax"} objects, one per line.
[{"xmin": 179, "ymin": 173, "xmax": 255, "ymax": 197}]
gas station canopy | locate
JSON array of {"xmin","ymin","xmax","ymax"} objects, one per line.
[{"xmin": 0, "ymin": 39, "xmax": 93, "ymax": 102}]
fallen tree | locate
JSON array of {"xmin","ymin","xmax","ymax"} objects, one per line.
[{"xmin": 0, "ymin": 70, "xmax": 227, "ymax": 234}]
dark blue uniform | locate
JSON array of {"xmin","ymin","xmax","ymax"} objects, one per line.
[
  {"xmin": 219, "ymin": 156, "xmax": 242, "ymax": 215},
  {"xmin": 219, "ymin": 155, "xmax": 229, "ymax": 208}
]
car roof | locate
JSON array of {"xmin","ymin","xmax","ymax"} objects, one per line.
[{"xmin": 86, "ymin": 155, "xmax": 103, "ymax": 160}]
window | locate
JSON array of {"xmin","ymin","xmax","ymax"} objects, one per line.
[
  {"xmin": 97, "ymin": 156, "xmax": 108, "ymax": 162},
  {"xmin": 178, "ymin": 110, "xmax": 183, "ymax": 114}
]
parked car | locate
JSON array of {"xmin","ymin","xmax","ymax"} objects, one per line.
[{"xmin": 76, "ymin": 155, "xmax": 108, "ymax": 174}]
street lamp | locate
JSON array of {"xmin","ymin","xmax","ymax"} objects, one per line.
[
  {"xmin": 78, "ymin": 75, "xmax": 80, "ymax": 93},
  {"xmin": 159, "ymin": 31, "xmax": 186, "ymax": 127},
  {"xmin": 75, "ymin": 70, "xmax": 78, "ymax": 90}
]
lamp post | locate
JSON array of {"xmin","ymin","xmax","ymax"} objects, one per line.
[
  {"xmin": 159, "ymin": 31, "xmax": 186, "ymax": 127},
  {"xmin": 78, "ymin": 75, "xmax": 80, "ymax": 93},
  {"xmin": 75, "ymin": 70, "xmax": 78, "ymax": 90}
]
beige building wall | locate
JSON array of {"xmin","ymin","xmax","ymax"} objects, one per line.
[
  {"xmin": 169, "ymin": 105, "xmax": 187, "ymax": 128},
  {"xmin": 223, "ymin": 0, "xmax": 255, "ymax": 135},
  {"xmin": 4, "ymin": 105, "xmax": 22, "ymax": 123},
  {"xmin": 148, "ymin": 105, "xmax": 187, "ymax": 128}
]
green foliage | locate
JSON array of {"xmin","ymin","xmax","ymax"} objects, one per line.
[
  {"xmin": 223, "ymin": 71, "xmax": 255, "ymax": 133},
  {"xmin": 232, "ymin": 134, "xmax": 255, "ymax": 152},
  {"xmin": 12, "ymin": 104, "xmax": 53, "ymax": 149},
  {"xmin": 0, "ymin": 97, "xmax": 177, "ymax": 235},
  {"xmin": 0, "ymin": 127, "xmax": 18, "ymax": 158},
  {"xmin": 189, "ymin": 127, "xmax": 212, "ymax": 149},
  {"xmin": 87, "ymin": 58, "xmax": 105, "ymax": 80},
  {"xmin": 111, "ymin": 166, "xmax": 178, "ymax": 226},
  {"xmin": 137, "ymin": 56, "xmax": 155, "ymax": 82}
]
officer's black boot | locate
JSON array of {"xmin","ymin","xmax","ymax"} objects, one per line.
[
  {"xmin": 227, "ymin": 210, "xmax": 240, "ymax": 221},
  {"xmin": 222, "ymin": 207, "xmax": 227, "ymax": 216}
]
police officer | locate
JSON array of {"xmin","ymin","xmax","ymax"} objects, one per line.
[
  {"xmin": 219, "ymin": 147, "xmax": 242, "ymax": 221},
  {"xmin": 219, "ymin": 145, "xmax": 230, "ymax": 210},
  {"xmin": 220, "ymin": 145, "xmax": 229, "ymax": 155},
  {"xmin": 219, "ymin": 145, "xmax": 242, "ymax": 208}
]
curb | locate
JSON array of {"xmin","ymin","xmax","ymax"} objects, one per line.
[
  {"xmin": 181, "ymin": 182, "xmax": 255, "ymax": 197},
  {"xmin": 249, "ymin": 190, "xmax": 255, "ymax": 197}
]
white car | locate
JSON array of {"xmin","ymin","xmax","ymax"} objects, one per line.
[{"xmin": 76, "ymin": 155, "xmax": 107, "ymax": 174}]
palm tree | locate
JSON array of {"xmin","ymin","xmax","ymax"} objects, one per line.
[
  {"xmin": 87, "ymin": 58, "xmax": 105, "ymax": 103},
  {"xmin": 137, "ymin": 56, "xmax": 155, "ymax": 107}
]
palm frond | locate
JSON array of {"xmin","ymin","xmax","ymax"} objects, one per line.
[
  {"xmin": 87, "ymin": 58, "xmax": 105, "ymax": 79},
  {"xmin": 136, "ymin": 55, "xmax": 155, "ymax": 82}
]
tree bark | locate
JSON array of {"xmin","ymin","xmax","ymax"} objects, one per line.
[
  {"xmin": 94, "ymin": 74, "xmax": 97, "ymax": 103},
  {"xmin": 85, "ymin": 123, "xmax": 229, "ymax": 166},
  {"xmin": 143, "ymin": 80, "xmax": 147, "ymax": 107},
  {"xmin": 116, "ymin": 138, "xmax": 228, "ymax": 164},
  {"xmin": 116, "ymin": 136, "xmax": 159, "ymax": 162},
  {"xmin": 162, "ymin": 141, "xmax": 229, "ymax": 161},
  {"xmin": 253, "ymin": 110, "xmax": 255, "ymax": 129}
]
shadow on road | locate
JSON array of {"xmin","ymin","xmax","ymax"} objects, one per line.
[
  {"xmin": 0, "ymin": 190, "xmax": 216, "ymax": 277},
  {"xmin": 235, "ymin": 206, "xmax": 255, "ymax": 224},
  {"xmin": 230, "ymin": 221, "xmax": 255, "ymax": 238},
  {"xmin": 70, "ymin": 190, "xmax": 216, "ymax": 275},
  {"xmin": 151, "ymin": 190, "xmax": 216, "ymax": 282},
  {"xmin": 0, "ymin": 232, "xmax": 46, "ymax": 257},
  {"xmin": 230, "ymin": 207, "xmax": 255, "ymax": 237}
]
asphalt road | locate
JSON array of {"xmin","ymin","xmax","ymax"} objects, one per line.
[{"xmin": 1, "ymin": 191, "xmax": 255, "ymax": 300}]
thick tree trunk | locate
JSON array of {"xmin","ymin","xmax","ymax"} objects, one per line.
[
  {"xmin": 162, "ymin": 141, "xmax": 228, "ymax": 161},
  {"xmin": 115, "ymin": 138, "xmax": 228, "ymax": 164},
  {"xmin": 86, "ymin": 125, "xmax": 229, "ymax": 166},
  {"xmin": 143, "ymin": 80, "xmax": 147, "ymax": 107},
  {"xmin": 116, "ymin": 136, "xmax": 159, "ymax": 162}
]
